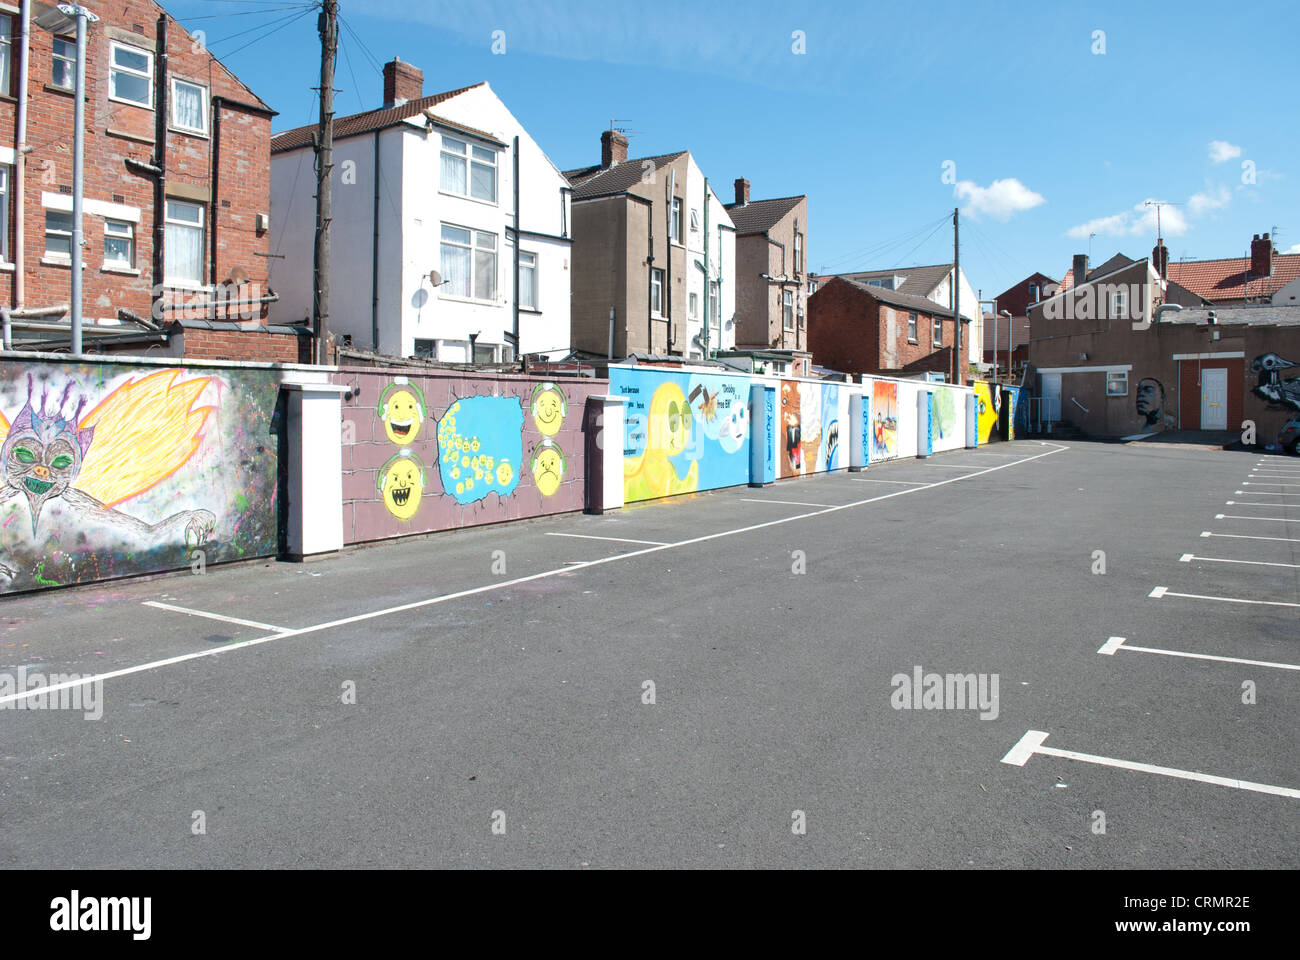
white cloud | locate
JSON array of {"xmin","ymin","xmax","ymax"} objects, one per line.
[
  {"xmin": 1208, "ymin": 140, "xmax": 1242, "ymax": 163},
  {"xmin": 1066, "ymin": 199, "xmax": 1188, "ymax": 239},
  {"xmin": 1188, "ymin": 183, "xmax": 1231, "ymax": 215},
  {"xmin": 953, "ymin": 178, "xmax": 1045, "ymax": 221},
  {"xmin": 1288, "ymin": 244, "xmax": 1300, "ymax": 254}
]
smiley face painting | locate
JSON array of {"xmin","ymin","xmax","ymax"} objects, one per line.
[
  {"xmin": 435, "ymin": 396, "xmax": 523, "ymax": 505},
  {"xmin": 378, "ymin": 377, "xmax": 426, "ymax": 446},
  {"xmin": 530, "ymin": 383, "xmax": 566, "ymax": 437},
  {"xmin": 530, "ymin": 439, "xmax": 566, "ymax": 497},
  {"xmin": 378, "ymin": 449, "xmax": 424, "ymax": 520}
]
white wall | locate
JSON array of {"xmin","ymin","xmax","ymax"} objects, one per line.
[
  {"xmin": 927, "ymin": 267, "xmax": 983, "ymax": 365},
  {"xmin": 682, "ymin": 155, "xmax": 735, "ymax": 359}
]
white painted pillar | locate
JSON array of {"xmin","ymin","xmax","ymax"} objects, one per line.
[
  {"xmin": 849, "ymin": 392, "xmax": 869, "ymax": 471},
  {"xmin": 284, "ymin": 382, "xmax": 350, "ymax": 560},
  {"xmin": 585, "ymin": 394, "xmax": 627, "ymax": 514},
  {"xmin": 917, "ymin": 390, "xmax": 932, "ymax": 458}
]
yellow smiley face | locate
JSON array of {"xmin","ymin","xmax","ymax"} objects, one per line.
[
  {"xmin": 533, "ymin": 388, "xmax": 565, "ymax": 437},
  {"xmin": 381, "ymin": 456, "xmax": 423, "ymax": 520},
  {"xmin": 532, "ymin": 445, "xmax": 564, "ymax": 497},
  {"xmin": 382, "ymin": 388, "xmax": 423, "ymax": 445},
  {"xmin": 496, "ymin": 460, "xmax": 514, "ymax": 487}
]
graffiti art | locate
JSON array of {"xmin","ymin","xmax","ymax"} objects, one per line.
[
  {"xmin": 1135, "ymin": 377, "xmax": 1166, "ymax": 426},
  {"xmin": 530, "ymin": 438, "xmax": 566, "ymax": 497},
  {"xmin": 435, "ymin": 396, "xmax": 523, "ymax": 505},
  {"xmin": 624, "ymin": 380, "xmax": 699, "ymax": 501},
  {"xmin": 530, "ymin": 382, "xmax": 566, "ymax": 437},
  {"xmin": 377, "ymin": 376, "xmax": 427, "ymax": 445},
  {"xmin": 1251, "ymin": 353, "xmax": 1300, "ymax": 411},
  {"xmin": 871, "ymin": 381, "xmax": 898, "ymax": 459}
]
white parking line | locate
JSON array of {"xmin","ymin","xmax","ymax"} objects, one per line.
[
  {"xmin": 916, "ymin": 462, "xmax": 981, "ymax": 469},
  {"xmin": 1242, "ymin": 482, "xmax": 1300, "ymax": 487},
  {"xmin": 2, "ymin": 444, "xmax": 1070, "ymax": 704},
  {"xmin": 1148, "ymin": 585, "xmax": 1300, "ymax": 609},
  {"xmin": 1215, "ymin": 513, "xmax": 1297, "ymax": 523},
  {"xmin": 1235, "ymin": 490, "xmax": 1300, "ymax": 496},
  {"xmin": 1250, "ymin": 474, "xmax": 1300, "ymax": 480},
  {"xmin": 1098, "ymin": 636, "xmax": 1300, "ymax": 672},
  {"xmin": 1001, "ymin": 730, "xmax": 1300, "ymax": 799},
  {"xmin": 740, "ymin": 498, "xmax": 837, "ymax": 508},
  {"xmin": 141, "ymin": 601, "xmax": 287, "ymax": 633},
  {"xmin": 1201, "ymin": 531, "xmax": 1300, "ymax": 543},
  {"xmin": 1179, "ymin": 553, "xmax": 1300, "ymax": 569},
  {"xmin": 1225, "ymin": 501, "xmax": 1298, "ymax": 507},
  {"xmin": 847, "ymin": 478, "xmax": 926, "ymax": 485},
  {"xmin": 545, "ymin": 532, "xmax": 669, "ymax": 546}
]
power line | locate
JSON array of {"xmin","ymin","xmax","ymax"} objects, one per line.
[{"xmin": 815, "ymin": 213, "xmax": 949, "ymax": 274}]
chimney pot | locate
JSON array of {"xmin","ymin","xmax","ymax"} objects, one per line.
[
  {"xmin": 1072, "ymin": 253, "xmax": 1089, "ymax": 286},
  {"xmin": 1251, "ymin": 232, "xmax": 1273, "ymax": 277},
  {"xmin": 1151, "ymin": 239, "xmax": 1169, "ymax": 280},
  {"xmin": 383, "ymin": 58, "xmax": 424, "ymax": 108},
  {"xmin": 600, "ymin": 129, "xmax": 628, "ymax": 169},
  {"xmin": 734, "ymin": 177, "xmax": 750, "ymax": 206}
]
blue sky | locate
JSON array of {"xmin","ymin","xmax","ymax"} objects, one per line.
[{"xmin": 173, "ymin": 0, "xmax": 1299, "ymax": 299}]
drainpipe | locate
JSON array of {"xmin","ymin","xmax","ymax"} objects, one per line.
[
  {"xmin": 14, "ymin": 0, "xmax": 31, "ymax": 307},
  {"xmin": 665, "ymin": 168, "xmax": 675, "ymax": 354},
  {"xmin": 512, "ymin": 134, "xmax": 520, "ymax": 356},
  {"xmin": 646, "ymin": 197, "xmax": 654, "ymax": 353},
  {"xmin": 210, "ymin": 97, "xmax": 221, "ymax": 318},
  {"xmin": 371, "ymin": 130, "xmax": 380, "ymax": 350},
  {"xmin": 1153, "ymin": 303, "xmax": 1182, "ymax": 324},
  {"xmin": 703, "ymin": 177, "xmax": 709, "ymax": 358},
  {"xmin": 152, "ymin": 15, "xmax": 169, "ymax": 315}
]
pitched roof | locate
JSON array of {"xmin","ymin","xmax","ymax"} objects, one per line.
[
  {"xmin": 723, "ymin": 195, "xmax": 804, "ymax": 235},
  {"xmin": 562, "ymin": 153, "xmax": 687, "ymax": 199},
  {"xmin": 1167, "ymin": 253, "xmax": 1300, "ymax": 302},
  {"xmin": 271, "ymin": 83, "xmax": 489, "ymax": 153},
  {"xmin": 1059, "ymin": 253, "xmax": 1137, "ymax": 292},
  {"xmin": 834, "ymin": 276, "xmax": 956, "ymax": 317},
  {"xmin": 820, "ymin": 263, "xmax": 954, "ymax": 299}
]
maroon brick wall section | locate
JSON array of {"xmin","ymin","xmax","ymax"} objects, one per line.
[
  {"xmin": 333, "ymin": 367, "xmax": 610, "ymax": 544},
  {"xmin": 808, "ymin": 278, "xmax": 956, "ymax": 378},
  {"xmin": 180, "ymin": 328, "xmax": 307, "ymax": 363},
  {"xmin": 0, "ymin": 0, "xmax": 273, "ymax": 338}
]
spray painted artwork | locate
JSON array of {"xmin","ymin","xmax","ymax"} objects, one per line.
[
  {"xmin": 1251, "ymin": 353, "xmax": 1300, "ymax": 411},
  {"xmin": 435, "ymin": 396, "xmax": 523, "ymax": 506},
  {"xmin": 872, "ymin": 381, "xmax": 898, "ymax": 460},
  {"xmin": 0, "ymin": 363, "xmax": 280, "ymax": 594}
]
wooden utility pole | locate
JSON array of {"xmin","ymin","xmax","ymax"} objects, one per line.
[
  {"xmin": 313, "ymin": 0, "xmax": 338, "ymax": 364},
  {"xmin": 952, "ymin": 206, "xmax": 961, "ymax": 384}
]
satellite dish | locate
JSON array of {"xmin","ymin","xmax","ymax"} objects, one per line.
[{"xmin": 429, "ymin": 270, "xmax": 443, "ymax": 287}]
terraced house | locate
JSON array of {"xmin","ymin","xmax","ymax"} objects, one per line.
[{"xmin": 0, "ymin": 0, "xmax": 283, "ymax": 359}]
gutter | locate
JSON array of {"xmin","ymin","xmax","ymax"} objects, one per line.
[
  {"xmin": 2, "ymin": 304, "xmax": 71, "ymax": 350},
  {"xmin": 152, "ymin": 14, "xmax": 169, "ymax": 314},
  {"xmin": 14, "ymin": 0, "xmax": 30, "ymax": 308}
]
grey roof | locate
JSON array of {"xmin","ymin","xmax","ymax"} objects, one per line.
[
  {"xmin": 563, "ymin": 153, "xmax": 687, "ymax": 199},
  {"xmin": 820, "ymin": 263, "xmax": 953, "ymax": 299},
  {"xmin": 1086, "ymin": 253, "xmax": 1135, "ymax": 280},
  {"xmin": 1160, "ymin": 304, "xmax": 1300, "ymax": 327},
  {"xmin": 724, "ymin": 195, "xmax": 804, "ymax": 235},
  {"xmin": 831, "ymin": 276, "xmax": 956, "ymax": 318}
]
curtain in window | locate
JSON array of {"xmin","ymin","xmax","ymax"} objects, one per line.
[
  {"xmin": 519, "ymin": 261, "xmax": 536, "ymax": 309},
  {"xmin": 441, "ymin": 243, "xmax": 470, "ymax": 297},
  {"xmin": 441, "ymin": 153, "xmax": 466, "ymax": 195},
  {"xmin": 166, "ymin": 221, "xmax": 203, "ymax": 283},
  {"xmin": 173, "ymin": 83, "xmax": 204, "ymax": 130},
  {"xmin": 474, "ymin": 248, "xmax": 496, "ymax": 300},
  {"xmin": 0, "ymin": 20, "xmax": 11, "ymax": 98},
  {"xmin": 470, "ymin": 161, "xmax": 495, "ymax": 202}
]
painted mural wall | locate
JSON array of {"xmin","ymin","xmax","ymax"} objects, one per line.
[
  {"xmin": 334, "ymin": 368, "xmax": 605, "ymax": 543},
  {"xmin": 610, "ymin": 364, "xmax": 971, "ymax": 503},
  {"xmin": 0, "ymin": 358, "xmax": 282, "ymax": 594}
]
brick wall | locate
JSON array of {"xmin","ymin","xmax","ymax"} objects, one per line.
[
  {"xmin": 808, "ymin": 278, "xmax": 957, "ymax": 378},
  {"xmin": 0, "ymin": 0, "xmax": 273, "ymax": 337},
  {"xmin": 179, "ymin": 328, "xmax": 308, "ymax": 364}
]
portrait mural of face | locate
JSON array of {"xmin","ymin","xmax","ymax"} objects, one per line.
[
  {"xmin": 377, "ymin": 377, "xmax": 427, "ymax": 445},
  {"xmin": 378, "ymin": 449, "xmax": 425, "ymax": 520},
  {"xmin": 1135, "ymin": 378, "xmax": 1165, "ymax": 427},
  {"xmin": 530, "ymin": 383, "xmax": 567, "ymax": 437}
]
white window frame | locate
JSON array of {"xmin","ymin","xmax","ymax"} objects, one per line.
[
  {"xmin": 439, "ymin": 134, "xmax": 497, "ymax": 204},
  {"xmin": 438, "ymin": 223, "xmax": 498, "ymax": 303},
  {"xmin": 932, "ymin": 315, "xmax": 943, "ymax": 346},
  {"xmin": 794, "ymin": 231, "xmax": 803, "ymax": 274},
  {"xmin": 170, "ymin": 77, "xmax": 209, "ymax": 135},
  {"xmin": 670, "ymin": 198, "xmax": 682, "ymax": 243},
  {"xmin": 1109, "ymin": 288, "xmax": 1128, "ymax": 318},
  {"xmin": 709, "ymin": 281, "xmax": 720, "ymax": 339},
  {"xmin": 782, "ymin": 288, "xmax": 794, "ymax": 330},
  {"xmin": 0, "ymin": 166, "xmax": 9, "ymax": 264},
  {"xmin": 103, "ymin": 218, "xmax": 135, "ymax": 268},
  {"xmin": 907, "ymin": 311, "xmax": 918, "ymax": 343},
  {"xmin": 51, "ymin": 36, "xmax": 75, "ymax": 90},
  {"xmin": 44, "ymin": 210, "xmax": 72, "ymax": 260},
  {"xmin": 109, "ymin": 41, "xmax": 154, "ymax": 109},
  {"xmin": 688, "ymin": 291, "xmax": 698, "ymax": 320},
  {"xmin": 0, "ymin": 16, "xmax": 13, "ymax": 99},
  {"xmin": 517, "ymin": 250, "xmax": 538, "ymax": 310},
  {"xmin": 164, "ymin": 199, "xmax": 205, "ymax": 287},
  {"xmin": 689, "ymin": 208, "xmax": 699, "ymax": 232},
  {"xmin": 650, "ymin": 268, "xmax": 664, "ymax": 317},
  {"xmin": 1106, "ymin": 371, "xmax": 1129, "ymax": 396}
]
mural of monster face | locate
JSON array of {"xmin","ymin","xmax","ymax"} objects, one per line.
[
  {"xmin": 1251, "ymin": 353, "xmax": 1300, "ymax": 411},
  {"xmin": 1, "ymin": 379, "xmax": 93, "ymax": 535}
]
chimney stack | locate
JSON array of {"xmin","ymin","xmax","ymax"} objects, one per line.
[
  {"xmin": 383, "ymin": 57, "xmax": 424, "ymax": 107},
  {"xmin": 1151, "ymin": 239, "xmax": 1169, "ymax": 280},
  {"xmin": 601, "ymin": 129, "xmax": 628, "ymax": 168},
  {"xmin": 1251, "ymin": 232, "xmax": 1273, "ymax": 277},
  {"xmin": 734, "ymin": 177, "xmax": 750, "ymax": 206},
  {"xmin": 1072, "ymin": 254, "xmax": 1089, "ymax": 287}
]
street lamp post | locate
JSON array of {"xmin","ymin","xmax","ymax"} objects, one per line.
[{"xmin": 36, "ymin": 3, "xmax": 99, "ymax": 355}]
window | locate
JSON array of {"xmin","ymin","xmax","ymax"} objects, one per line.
[
  {"xmin": 518, "ymin": 250, "xmax": 537, "ymax": 310},
  {"xmin": 782, "ymin": 289, "xmax": 794, "ymax": 330},
  {"xmin": 0, "ymin": 17, "xmax": 12, "ymax": 98},
  {"xmin": 164, "ymin": 199, "xmax": 205, "ymax": 285},
  {"xmin": 103, "ymin": 219, "xmax": 134, "ymax": 267},
  {"xmin": 794, "ymin": 232, "xmax": 803, "ymax": 274},
  {"xmin": 688, "ymin": 292, "xmax": 698, "ymax": 320},
  {"xmin": 439, "ymin": 135, "xmax": 496, "ymax": 203},
  {"xmin": 709, "ymin": 282, "xmax": 720, "ymax": 337},
  {"xmin": 0, "ymin": 167, "xmax": 8, "ymax": 262},
  {"xmin": 670, "ymin": 198, "xmax": 682, "ymax": 243},
  {"xmin": 690, "ymin": 208, "xmax": 699, "ymax": 232},
  {"xmin": 1109, "ymin": 287, "xmax": 1128, "ymax": 318},
  {"xmin": 45, "ymin": 211, "xmax": 72, "ymax": 258},
  {"xmin": 52, "ymin": 38, "xmax": 75, "ymax": 89},
  {"xmin": 171, "ymin": 79, "xmax": 208, "ymax": 134},
  {"xmin": 473, "ymin": 343, "xmax": 497, "ymax": 364},
  {"xmin": 650, "ymin": 268, "xmax": 664, "ymax": 316},
  {"xmin": 1106, "ymin": 371, "xmax": 1129, "ymax": 396},
  {"xmin": 110, "ymin": 42, "xmax": 153, "ymax": 107},
  {"xmin": 797, "ymin": 306, "xmax": 805, "ymax": 329},
  {"xmin": 907, "ymin": 312, "xmax": 918, "ymax": 343},
  {"xmin": 414, "ymin": 339, "xmax": 436, "ymax": 359},
  {"xmin": 439, "ymin": 224, "xmax": 497, "ymax": 301},
  {"xmin": 932, "ymin": 315, "xmax": 943, "ymax": 346}
]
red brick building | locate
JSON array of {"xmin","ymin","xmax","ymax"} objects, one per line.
[
  {"xmin": 0, "ymin": 0, "xmax": 283, "ymax": 359},
  {"xmin": 807, "ymin": 275, "xmax": 963, "ymax": 381}
]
